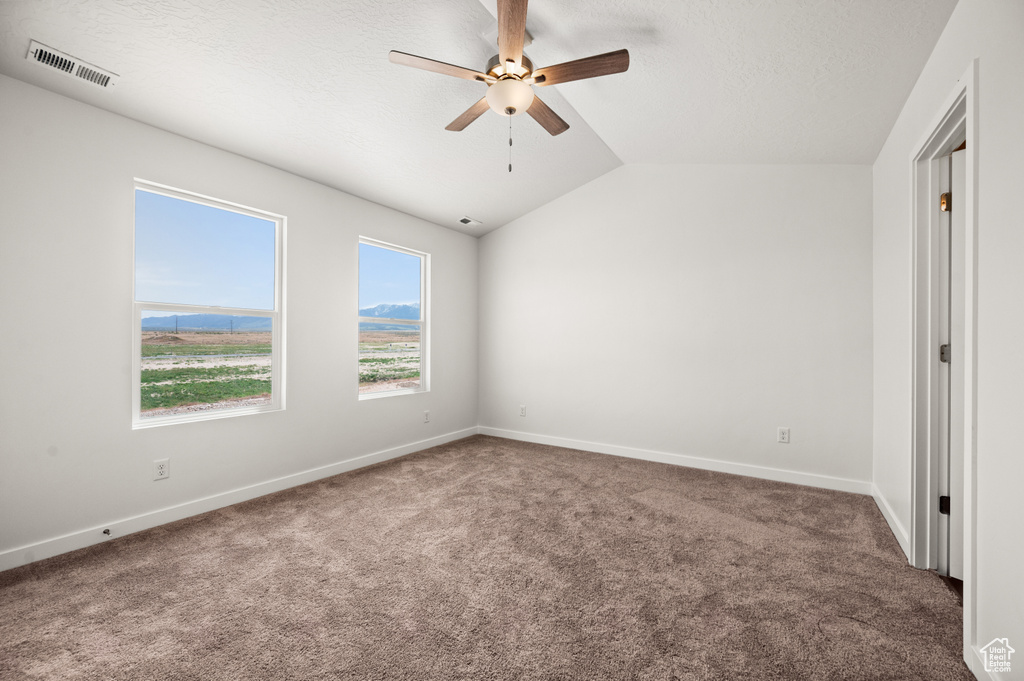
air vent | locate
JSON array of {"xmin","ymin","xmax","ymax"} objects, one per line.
[
  {"xmin": 26, "ymin": 40, "xmax": 119, "ymax": 88},
  {"xmin": 459, "ymin": 216, "xmax": 483, "ymax": 227}
]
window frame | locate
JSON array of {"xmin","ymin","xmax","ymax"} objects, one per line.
[
  {"xmin": 357, "ymin": 237, "xmax": 429, "ymax": 400},
  {"xmin": 132, "ymin": 180, "xmax": 286, "ymax": 429}
]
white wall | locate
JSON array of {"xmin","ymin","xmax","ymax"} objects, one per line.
[
  {"xmin": 872, "ymin": 0, "xmax": 1024, "ymax": 670},
  {"xmin": 0, "ymin": 74, "xmax": 479, "ymax": 568},
  {"xmin": 479, "ymin": 164, "xmax": 873, "ymax": 492}
]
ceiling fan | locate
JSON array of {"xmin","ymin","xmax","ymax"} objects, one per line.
[{"xmin": 389, "ymin": 0, "xmax": 629, "ymax": 136}]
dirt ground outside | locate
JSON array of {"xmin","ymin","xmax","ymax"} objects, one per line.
[{"xmin": 142, "ymin": 331, "xmax": 271, "ymax": 347}]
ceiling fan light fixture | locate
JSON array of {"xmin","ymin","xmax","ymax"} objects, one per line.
[
  {"xmin": 389, "ymin": 0, "xmax": 627, "ymax": 135},
  {"xmin": 486, "ymin": 78, "xmax": 534, "ymax": 117}
]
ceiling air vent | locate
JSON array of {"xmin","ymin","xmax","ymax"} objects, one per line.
[
  {"xmin": 459, "ymin": 216, "xmax": 483, "ymax": 227},
  {"xmin": 25, "ymin": 40, "xmax": 119, "ymax": 89}
]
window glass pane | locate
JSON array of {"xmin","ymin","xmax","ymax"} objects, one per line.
[
  {"xmin": 140, "ymin": 310, "xmax": 272, "ymax": 418},
  {"xmin": 358, "ymin": 243, "xmax": 421, "ymax": 318},
  {"xmin": 359, "ymin": 323, "xmax": 420, "ymax": 394},
  {"xmin": 135, "ymin": 190, "xmax": 276, "ymax": 310}
]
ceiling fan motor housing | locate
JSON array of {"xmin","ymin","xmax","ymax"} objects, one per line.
[{"xmin": 485, "ymin": 54, "xmax": 534, "ymax": 79}]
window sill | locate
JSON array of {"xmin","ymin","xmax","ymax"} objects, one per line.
[
  {"xmin": 132, "ymin": 404, "xmax": 283, "ymax": 430},
  {"xmin": 358, "ymin": 387, "xmax": 427, "ymax": 401}
]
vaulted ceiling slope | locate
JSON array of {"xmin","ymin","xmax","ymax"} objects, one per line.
[{"xmin": 0, "ymin": 0, "xmax": 956, "ymax": 236}]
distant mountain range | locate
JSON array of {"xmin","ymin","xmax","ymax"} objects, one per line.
[
  {"xmin": 141, "ymin": 304, "xmax": 420, "ymax": 333},
  {"xmin": 359, "ymin": 303, "xmax": 419, "ymax": 320},
  {"xmin": 141, "ymin": 314, "xmax": 271, "ymax": 332},
  {"xmin": 359, "ymin": 303, "xmax": 421, "ymax": 331}
]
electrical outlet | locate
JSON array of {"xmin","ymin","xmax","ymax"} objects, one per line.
[
  {"xmin": 520, "ymin": 404, "xmax": 526, "ymax": 417},
  {"xmin": 777, "ymin": 427, "xmax": 790, "ymax": 444},
  {"xmin": 153, "ymin": 458, "xmax": 170, "ymax": 481},
  {"xmin": 423, "ymin": 410, "xmax": 430, "ymax": 423}
]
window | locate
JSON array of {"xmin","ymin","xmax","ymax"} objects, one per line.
[
  {"xmin": 358, "ymin": 239, "xmax": 427, "ymax": 397},
  {"xmin": 133, "ymin": 181, "xmax": 284, "ymax": 427}
]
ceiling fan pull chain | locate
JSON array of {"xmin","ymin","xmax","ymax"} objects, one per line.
[{"xmin": 508, "ymin": 116, "xmax": 513, "ymax": 173}]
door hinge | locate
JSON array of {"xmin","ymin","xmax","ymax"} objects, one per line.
[
  {"xmin": 939, "ymin": 496, "xmax": 951, "ymax": 515},
  {"xmin": 940, "ymin": 192, "xmax": 951, "ymax": 212},
  {"xmin": 940, "ymin": 344, "xmax": 951, "ymax": 363}
]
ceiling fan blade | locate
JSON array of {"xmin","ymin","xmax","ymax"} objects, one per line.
[
  {"xmin": 497, "ymin": 0, "xmax": 528, "ymax": 68},
  {"xmin": 389, "ymin": 51, "xmax": 493, "ymax": 83},
  {"xmin": 532, "ymin": 49, "xmax": 629, "ymax": 86},
  {"xmin": 445, "ymin": 97, "xmax": 491, "ymax": 131},
  {"xmin": 526, "ymin": 95, "xmax": 569, "ymax": 136}
]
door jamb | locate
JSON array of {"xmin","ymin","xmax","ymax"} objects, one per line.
[{"xmin": 909, "ymin": 60, "xmax": 978, "ymax": 669}]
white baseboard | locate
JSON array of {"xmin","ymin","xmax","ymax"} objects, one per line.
[
  {"xmin": 478, "ymin": 427, "xmax": 873, "ymax": 496},
  {"xmin": 0, "ymin": 427, "xmax": 478, "ymax": 573},
  {"xmin": 871, "ymin": 483, "xmax": 911, "ymax": 560},
  {"xmin": 971, "ymin": 645, "xmax": 1004, "ymax": 680}
]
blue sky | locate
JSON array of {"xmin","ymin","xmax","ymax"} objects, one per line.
[
  {"xmin": 359, "ymin": 243, "xmax": 421, "ymax": 309},
  {"xmin": 135, "ymin": 190, "xmax": 276, "ymax": 314}
]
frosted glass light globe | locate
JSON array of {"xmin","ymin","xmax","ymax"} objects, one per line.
[{"xmin": 486, "ymin": 78, "xmax": 535, "ymax": 117}]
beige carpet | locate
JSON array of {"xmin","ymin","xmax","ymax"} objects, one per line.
[{"xmin": 0, "ymin": 435, "xmax": 971, "ymax": 680}]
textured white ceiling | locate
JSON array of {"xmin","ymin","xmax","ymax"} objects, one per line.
[
  {"xmin": 0, "ymin": 0, "xmax": 956, "ymax": 235},
  {"xmin": 512, "ymin": 0, "xmax": 959, "ymax": 164}
]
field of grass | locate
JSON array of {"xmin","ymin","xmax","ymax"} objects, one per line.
[
  {"xmin": 142, "ymin": 343, "xmax": 271, "ymax": 357},
  {"xmin": 140, "ymin": 329, "xmax": 423, "ymax": 409},
  {"xmin": 359, "ymin": 330, "xmax": 420, "ymax": 392},
  {"xmin": 142, "ymin": 378, "xmax": 271, "ymax": 411},
  {"xmin": 140, "ymin": 332, "xmax": 272, "ymax": 415},
  {"xmin": 359, "ymin": 367, "xmax": 420, "ymax": 383},
  {"xmin": 141, "ymin": 364, "xmax": 268, "ymax": 384}
]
